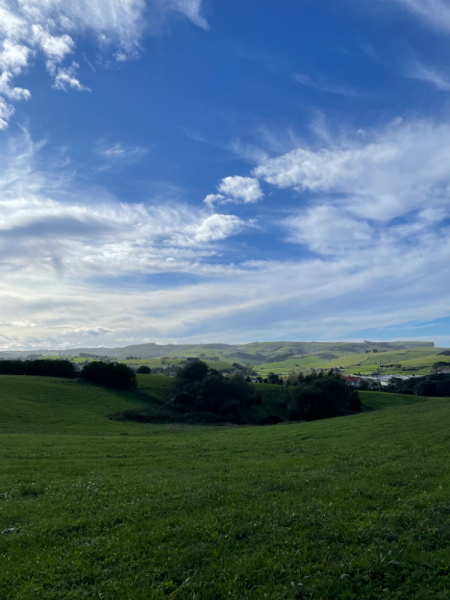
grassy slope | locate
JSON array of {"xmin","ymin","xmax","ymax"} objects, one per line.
[
  {"xmin": 359, "ymin": 390, "xmax": 436, "ymax": 411},
  {"xmin": 1, "ymin": 383, "xmax": 450, "ymax": 598},
  {"xmin": 0, "ymin": 375, "xmax": 156, "ymax": 435}
]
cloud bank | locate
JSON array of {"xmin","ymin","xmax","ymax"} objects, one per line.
[{"xmin": 2, "ymin": 121, "xmax": 450, "ymax": 349}]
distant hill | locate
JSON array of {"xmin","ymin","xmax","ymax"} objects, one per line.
[{"xmin": 0, "ymin": 340, "xmax": 435, "ymax": 364}]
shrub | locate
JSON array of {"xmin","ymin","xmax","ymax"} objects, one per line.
[
  {"xmin": 81, "ymin": 361, "xmax": 136, "ymax": 390},
  {"xmin": 136, "ymin": 365, "xmax": 151, "ymax": 374}
]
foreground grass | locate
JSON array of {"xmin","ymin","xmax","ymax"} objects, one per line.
[{"xmin": 1, "ymin": 381, "xmax": 450, "ymax": 598}]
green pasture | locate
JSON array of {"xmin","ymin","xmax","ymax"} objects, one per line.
[
  {"xmin": 120, "ymin": 358, "xmax": 234, "ymax": 372},
  {"xmin": 254, "ymin": 347, "xmax": 450, "ymax": 377},
  {"xmin": 255, "ymin": 355, "xmax": 332, "ymax": 376},
  {"xmin": 2, "ymin": 377, "xmax": 450, "ymax": 598}
]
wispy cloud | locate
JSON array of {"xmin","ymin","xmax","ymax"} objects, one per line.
[
  {"xmin": 404, "ymin": 62, "xmax": 450, "ymax": 91},
  {"xmin": 388, "ymin": 0, "xmax": 450, "ymax": 33},
  {"xmin": 294, "ymin": 72, "xmax": 358, "ymax": 96},
  {"xmin": 97, "ymin": 142, "xmax": 151, "ymax": 165}
]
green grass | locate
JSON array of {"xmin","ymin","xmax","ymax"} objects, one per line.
[
  {"xmin": 0, "ymin": 375, "xmax": 154, "ymax": 435},
  {"xmin": 360, "ymin": 390, "xmax": 436, "ymax": 411},
  {"xmin": 2, "ymin": 377, "xmax": 450, "ymax": 598}
]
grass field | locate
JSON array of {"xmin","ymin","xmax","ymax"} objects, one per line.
[{"xmin": 1, "ymin": 376, "xmax": 450, "ymax": 599}]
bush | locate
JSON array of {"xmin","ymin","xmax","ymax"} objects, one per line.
[
  {"xmin": 81, "ymin": 361, "xmax": 136, "ymax": 390},
  {"xmin": 136, "ymin": 365, "xmax": 151, "ymax": 374},
  {"xmin": 288, "ymin": 372, "xmax": 360, "ymax": 422}
]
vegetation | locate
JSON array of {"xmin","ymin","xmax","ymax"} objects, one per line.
[
  {"xmin": 384, "ymin": 372, "xmax": 450, "ymax": 397},
  {"xmin": 166, "ymin": 361, "xmax": 262, "ymax": 422},
  {"xmin": 288, "ymin": 371, "xmax": 361, "ymax": 421},
  {"xmin": 0, "ymin": 374, "xmax": 450, "ymax": 598},
  {"xmin": 7, "ymin": 341, "xmax": 449, "ymax": 380},
  {"xmin": 0, "ymin": 359, "xmax": 76, "ymax": 378},
  {"xmin": 81, "ymin": 361, "xmax": 136, "ymax": 390},
  {"xmin": 136, "ymin": 365, "xmax": 151, "ymax": 374}
]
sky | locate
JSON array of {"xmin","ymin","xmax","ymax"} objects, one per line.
[{"xmin": 1, "ymin": 0, "xmax": 450, "ymax": 350}]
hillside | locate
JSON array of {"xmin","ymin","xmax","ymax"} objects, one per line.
[
  {"xmin": 0, "ymin": 339, "xmax": 435, "ymax": 363},
  {"xmin": 255, "ymin": 346, "xmax": 450, "ymax": 377},
  {"xmin": 1, "ymin": 376, "xmax": 450, "ymax": 598}
]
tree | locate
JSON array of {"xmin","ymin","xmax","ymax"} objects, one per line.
[
  {"xmin": 169, "ymin": 361, "xmax": 260, "ymax": 419},
  {"xmin": 0, "ymin": 359, "xmax": 76, "ymax": 378},
  {"xmin": 358, "ymin": 379, "xmax": 370, "ymax": 391},
  {"xmin": 136, "ymin": 365, "xmax": 151, "ymax": 374},
  {"xmin": 288, "ymin": 372, "xmax": 360, "ymax": 422},
  {"xmin": 267, "ymin": 372, "xmax": 281, "ymax": 385},
  {"xmin": 81, "ymin": 361, "xmax": 136, "ymax": 390},
  {"xmin": 176, "ymin": 360, "xmax": 209, "ymax": 383}
]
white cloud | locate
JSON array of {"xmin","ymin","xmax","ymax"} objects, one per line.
[
  {"xmin": 0, "ymin": 71, "xmax": 31, "ymax": 100},
  {"xmin": 205, "ymin": 176, "xmax": 264, "ymax": 206},
  {"xmin": 167, "ymin": 0, "xmax": 208, "ymax": 29},
  {"xmin": 218, "ymin": 176, "xmax": 264, "ymax": 203},
  {"xmin": 0, "ymin": 96, "xmax": 14, "ymax": 128},
  {"xmin": 284, "ymin": 206, "xmax": 373, "ymax": 254},
  {"xmin": 254, "ymin": 119, "xmax": 450, "ymax": 221},
  {"xmin": 0, "ymin": 40, "xmax": 31, "ymax": 73},
  {"xmin": 0, "ymin": 0, "xmax": 208, "ymax": 126},
  {"xmin": 171, "ymin": 214, "xmax": 245, "ymax": 245},
  {"xmin": 53, "ymin": 63, "xmax": 91, "ymax": 92},
  {"xmin": 32, "ymin": 25, "xmax": 75, "ymax": 62}
]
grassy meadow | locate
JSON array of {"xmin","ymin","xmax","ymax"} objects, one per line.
[{"xmin": 1, "ymin": 375, "xmax": 450, "ymax": 598}]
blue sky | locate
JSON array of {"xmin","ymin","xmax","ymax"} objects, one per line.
[{"xmin": 1, "ymin": 0, "xmax": 450, "ymax": 349}]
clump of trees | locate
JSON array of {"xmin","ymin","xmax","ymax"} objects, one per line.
[
  {"xmin": 167, "ymin": 360, "xmax": 262, "ymax": 420},
  {"xmin": 136, "ymin": 365, "xmax": 151, "ymax": 374},
  {"xmin": 0, "ymin": 359, "xmax": 76, "ymax": 378},
  {"xmin": 81, "ymin": 361, "xmax": 136, "ymax": 390},
  {"xmin": 385, "ymin": 373, "xmax": 450, "ymax": 397},
  {"xmin": 288, "ymin": 371, "xmax": 361, "ymax": 421}
]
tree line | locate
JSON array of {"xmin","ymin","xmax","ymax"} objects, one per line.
[{"xmin": 0, "ymin": 359, "xmax": 136, "ymax": 390}]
